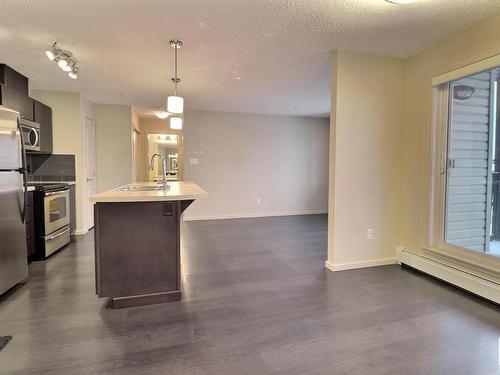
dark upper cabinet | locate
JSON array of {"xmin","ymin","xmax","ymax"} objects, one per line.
[
  {"xmin": 0, "ymin": 64, "xmax": 29, "ymax": 95},
  {"xmin": 0, "ymin": 65, "xmax": 52, "ymax": 154},
  {"xmin": 33, "ymin": 100, "xmax": 53, "ymax": 154},
  {"xmin": 0, "ymin": 85, "xmax": 34, "ymax": 120}
]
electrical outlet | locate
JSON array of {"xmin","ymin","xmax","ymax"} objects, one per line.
[
  {"xmin": 366, "ymin": 229, "xmax": 374, "ymax": 240},
  {"xmin": 256, "ymin": 198, "xmax": 261, "ymax": 204}
]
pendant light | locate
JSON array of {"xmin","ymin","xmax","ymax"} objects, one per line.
[
  {"xmin": 169, "ymin": 116, "xmax": 183, "ymax": 130},
  {"xmin": 167, "ymin": 40, "xmax": 184, "ymax": 115}
]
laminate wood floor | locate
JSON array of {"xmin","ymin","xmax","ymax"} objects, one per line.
[{"xmin": 1, "ymin": 215, "xmax": 499, "ymax": 374}]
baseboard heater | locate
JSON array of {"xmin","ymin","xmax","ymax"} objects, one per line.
[{"xmin": 396, "ymin": 247, "xmax": 500, "ymax": 304}]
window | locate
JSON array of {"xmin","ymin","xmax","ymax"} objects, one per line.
[{"xmin": 435, "ymin": 67, "xmax": 500, "ymax": 258}]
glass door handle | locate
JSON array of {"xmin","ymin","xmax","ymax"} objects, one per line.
[{"xmin": 440, "ymin": 155, "xmax": 446, "ymax": 174}]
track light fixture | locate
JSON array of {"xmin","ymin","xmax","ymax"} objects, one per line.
[{"xmin": 45, "ymin": 42, "xmax": 80, "ymax": 79}]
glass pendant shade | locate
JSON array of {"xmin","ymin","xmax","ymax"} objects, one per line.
[
  {"xmin": 167, "ymin": 96, "xmax": 184, "ymax": 114},
  {"xmin": 170, "ymin": 116, "xmax": 183, "ymax": 130}
]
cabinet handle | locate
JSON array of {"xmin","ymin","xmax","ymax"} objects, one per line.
[{"xmin": 45, "ymin": 227, "xmax": 69, "ymax": 241}]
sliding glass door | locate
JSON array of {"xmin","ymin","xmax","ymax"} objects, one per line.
[{"xmin": 444, "ymin": 68, "xmax": 500, "ymax": 257}]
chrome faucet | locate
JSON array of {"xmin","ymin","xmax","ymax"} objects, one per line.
[{"xmin": 149, "ymin": 153, "xmax": 169, "ymax": 190}]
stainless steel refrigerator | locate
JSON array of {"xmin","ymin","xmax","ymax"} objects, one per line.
[{"xmin": 0, "ymin": 105, "xmax": 28, "ymax": 295}]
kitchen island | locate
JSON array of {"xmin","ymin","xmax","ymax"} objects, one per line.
[{"xmin": 90, "ymin": 181, "xmax": 207, "ymax": 309}]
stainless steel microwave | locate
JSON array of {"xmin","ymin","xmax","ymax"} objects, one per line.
[{"xmin": 19, "ymin": 118, "xmax": 40, "ymax": 152}]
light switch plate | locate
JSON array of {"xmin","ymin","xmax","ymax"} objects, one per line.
[
  {"xmin": 190, "ymin": 158, "xmax": 199, "ymax": 165},
  {"xmin": 366, "ymin": 229, "xmax": 374, "ymax": 240}
]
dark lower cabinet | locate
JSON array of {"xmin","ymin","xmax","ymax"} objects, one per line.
[
  {"xmin": 33, "ymin": 100, "xmax": 53, "ymax": 154},
  {"xmin": 94, "ymin": 201, "xmax": 194, "ymax": 308},
  {"xmin": 0, "ymin": 85, "xmax": 34, "ymax": 121},
  {"xmin": 25, "ymin": 191, "xmax": 35, "ymax": 261}
]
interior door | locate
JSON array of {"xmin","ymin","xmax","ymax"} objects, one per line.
[{"xmin": 85, "ymin": 117, "xmax": 96, "ymax": 230}]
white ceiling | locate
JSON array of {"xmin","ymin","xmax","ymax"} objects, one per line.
[{"xmin": 1, "ymin": 0, "xmax": 500, "ymax": 118}]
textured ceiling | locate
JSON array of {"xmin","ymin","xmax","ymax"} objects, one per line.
[{"xmin": 1, "ymin": 0, "xmax": 500, "ymax": 117}]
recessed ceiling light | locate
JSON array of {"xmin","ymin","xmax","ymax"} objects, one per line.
[{"xmin": 385, "ymin": 0, "xmax": 416, "ymax": 4}]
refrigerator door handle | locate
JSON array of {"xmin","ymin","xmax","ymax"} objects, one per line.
[{"xmin": 17, "ymin": 117, "xmax": 28, "ymax": 223}]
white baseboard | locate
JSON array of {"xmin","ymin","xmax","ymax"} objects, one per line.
[
  {"xmin": 183, "ymin": 210, "xmax": 327, "ymax": 222},
  {"xmin": 396, "ymin": 247, "xmax": 499, "ymax": 304},
  {"xmin": 324, "ymin": 258, "xmax": 396, "ymax": 272}
]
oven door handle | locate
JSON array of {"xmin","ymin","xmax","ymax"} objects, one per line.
[
  {"xmin": 45, "ymin": 227, "xmax": 70, "ymax": 241},
  {"xmin": 45, "ymin": 189, "xmax": 69, "ymax": 196}
]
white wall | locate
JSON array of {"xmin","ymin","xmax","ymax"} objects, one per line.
[
  {"xmin": 327, "ymin": 51, "xmax": 403, "ymax": 271},
  {"xmin": 182, "ymin": 110, "xmax": 329, "ymax": 220},
  {"xmin": 94, "ymin": 104, "xmax": 133, "ymax": 192},
  {"xmin": 30, "ymin": 90, "xmax": 89, "ymax": 234}
]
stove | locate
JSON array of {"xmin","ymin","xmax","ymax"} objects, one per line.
[{"xmin": 31, "ymin": 183, "xmax": 71, "ymax": 260}]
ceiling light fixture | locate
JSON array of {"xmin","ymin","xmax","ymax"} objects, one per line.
[
  {"xmin": 154, "ymin": 110, "xmax": 169, "ymax": 119},
  {"xmin": 385, "ymin": 0, "xmax": 416, "ymax": 3},
  {"xmin": 46, "ymin": 42, "xmax": 80, "ymax": 80},
  {"xmin": 167, "ymin": 40, "xmax": 184, "ymax": 115},
  {"xmin": 68, "ymin": 68, "xmax": 79, "ymax": 80},
  {"xmin": 45, "ymin": 50, "xmax": 55, "ymax": 61},
  {"xmin": 453, "ymin": 85, "xmax": 475, "ymax": 101},
  {"xmin": 169, "ymin": 116, "xmax": 183, "ymax": 130}
]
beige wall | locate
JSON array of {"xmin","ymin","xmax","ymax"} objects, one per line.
[
  {"xmin": 94, "ymin": 104, "xmax": 133, "ymax": 193},
  {"xmin": 400, "ymin": 13, "xmax": 500, "ymax": 255},
  {"xmin": 182, "ymin": 110, "xmax": 330, "ymax": 220},
  {"xmin": 327, "ymin": 51, "xmax": 403, "ymax": 270},
  {"xmin": 30, "ymin": 90, "xmax": 89, "ymax": 234}
]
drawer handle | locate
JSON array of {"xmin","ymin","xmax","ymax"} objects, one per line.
[
  {"xmin": 45, "ymin": 227, "xmax": 70, "ymax": 241},
  {"xmin": 45, "ymin": 189, "xmax": 69, "ymax": 196}
]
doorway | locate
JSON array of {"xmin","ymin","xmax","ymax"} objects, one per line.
[
  {"xmin": 146, "ymin": 133, "xmax": 183, "ymax": 182},
  {"xmin": 443, "ymin": 68, "xmax": 500, "ymax": 257}
]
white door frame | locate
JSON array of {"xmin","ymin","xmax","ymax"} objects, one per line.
[{"xmin": 84, "ymin": 116, "xmax": 96, "ymax": 230}]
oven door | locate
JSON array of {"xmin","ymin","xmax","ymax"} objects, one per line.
[{"xmin": 44, "ymin": 189, "xmax": 70, "ymax": 235}]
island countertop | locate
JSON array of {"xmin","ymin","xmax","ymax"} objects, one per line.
[{"xmin": 90, "ymin": 181, "xmax": 207, "ymax": 203}]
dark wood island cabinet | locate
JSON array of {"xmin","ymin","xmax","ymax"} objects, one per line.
[{"xmin": 91, "ymin": 181, "xmax": 207, "ymax": 309}]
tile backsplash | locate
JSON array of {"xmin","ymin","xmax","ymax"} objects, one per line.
[{"xmin": 27, "ymin": 154, "xmax": 76, "ymax": 182}]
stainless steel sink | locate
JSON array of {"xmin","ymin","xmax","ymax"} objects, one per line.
[{"xmin": 114, "ymin": 185, "xmax": 169, "ymax": 192}]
